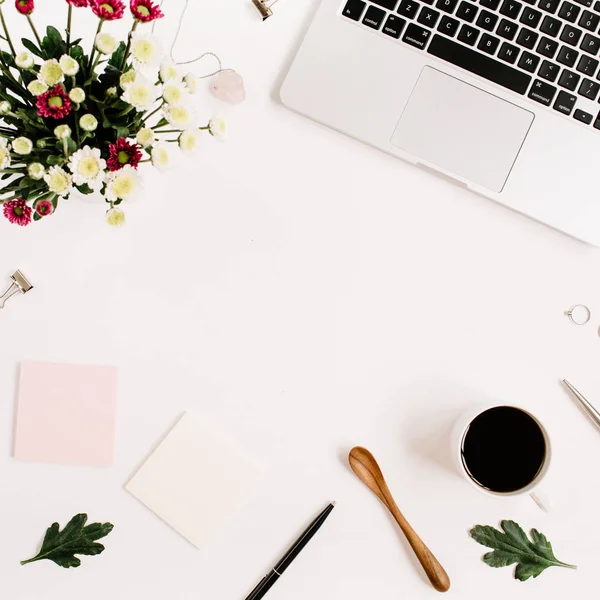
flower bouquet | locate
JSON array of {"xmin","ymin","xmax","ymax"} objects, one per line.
[{"xmin": 0, "ymin": 0, "xmax": 227, "ymax": 227}]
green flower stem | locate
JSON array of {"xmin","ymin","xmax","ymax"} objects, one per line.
[
  {"xmin": 88, "ymin": 19, "xmax": 104, "ymax": 72},
  {"xmin": 142, "ymin": 103, "xmax": 163, "ymax": 124},
  {"xmin": 154, "ymin": 129, "xmax": 182, "ymax": 134},
  {"xmin": 0, "ymin": 8, "xmax": 16, "ymax": 56},
  {"xmin": 26, "ymin": 15, "xmax": 43, "ymax": 48},
  {"xmin": 66, "ymin": 5, "xmax": 72, "ymax": 50},
  {"xmin": 121, "ymin": 19, "xmax": 139, "ymax": 71}
]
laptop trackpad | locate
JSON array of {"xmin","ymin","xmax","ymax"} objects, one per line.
[{"xmin": 391, "ymin": 67, "xmax": 534, "ymax": 193}]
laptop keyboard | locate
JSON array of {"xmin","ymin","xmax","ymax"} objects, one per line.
[{"xmin": 342, "ymin": 0, "xmax": 600, "ymax": 128}]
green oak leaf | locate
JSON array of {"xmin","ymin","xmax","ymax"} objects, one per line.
[
  {"xmin": 470, "ymin": 520, "xmax": 576, "ymax": 581},
  {"xmin": 21, "ymin": 514, "xmax": 114, "ymax": 569}
]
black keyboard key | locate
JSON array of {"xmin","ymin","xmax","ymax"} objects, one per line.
[
  {"xmin": 498, "ymin": 40, "xmax": 521, "ymax": 61},
  {"xmin": 342, "ymin": 0, "xmax": 367, "ymax": 19},
  {"xmin": 480, "ymin": 0, "xmax": 501, "ymax": 8},
  {"xmin": 558, "ymin": 68, "xmax": 581, "ymax": 87},
  {"xmin": 457, "ymin": 22, "xmax": 481, "ymax": 42},
  {"xmin": 477, "ymin": 9, "xmax": 499, "ymax": 29},
  {"xmin": 573, "ymin": 0, "xmax": 592, "ymax": 7},
  {"xmin": 421, "ymin": 0, "xmax": 435, "ymax": 5},
  {"xmin": 520, "ymin": 6, "xmax": 542, "ymax": 26},
  {"xmin": 538, "ymin": 36, "xmax": 560, "ymax": 56},
  {"xmin": 553, "ymin": 89, "xmax": 577, "ymax": 113},
  {"xmin": 578, "ymin": 9, "xmax": 599, "ymax": 30},
  {"xmin": 517, "ymin": 27, "xmax": 539, "ymax": 48},
  {"xmin": 436, "ymin": 0, "xmax": 459, "ymax": 12},
  {"xmin": 539, "ymin": 0, "xmax": 560, "ymax": 11},
  {"xmin": 594, "ymin": 0, "xmax": 600, "ymax": 9},
  {"xmin": 497, "ymin": 18, "xmax": 519, "ymax": 38},
  {"xmin": 500, "ymin": 0, "xmax": 523, "ymax": 17},
  {"xmin": 383, "ymin": 13, "xmax": 407, "ymax": 35},
  {"xmin": 593, "ymin": 112, "xmax": 600, "ymax": 128},
  {"xmin": 456, "ymin": 1, "xmax": 478, "ymax": 20},
  {"xmin": 518, "ymin": 49, "xmax": 541, "ymax": 70},
  {"xmin": 418, "ymin": 6, "xmax": 441, "ymax": 24},
  {"xmin": 557, "ymin": 45, "xmax": 579, "ymax": 65},
  {"xmin": 403, "ymin": 22, "xmax": 433, "ymax": 45},
  {"xmin": 577, "ymin": 53, "xmax": 599, "ymax": 73},
  {"xmin": 580, "ymin": 33, "xmax": 600, "ymax": 54},
  {"xmin": 559, "ymin": 1, "xmax": 581, "ymax": 20},
  {"xmin": 363, "ymin": 5, "xmax": 386, "ymax": 27},
  {"xmin": 573, "ymin": 108, "xmax": 593, "ymax": 122},
  {"xmin": 540, "ymin": 15, "xmax": 562, "ymax": 36},
  {"xmin": 528, "ymin": 79, "xmax": 558, "ymax": 103},
  {"xmin": 372, "ymin": 0, "xmax": 399, "ymax": 8},
  {"xmin": 427, "ymin": 33, "xmax": 532, "ymax": 91},
  {"xmin": 478, "ymin": 32, "xmax": 501, "ymax": 52},
  {"xmin": 578, "ymin": 76, "xmax": 600, "ymax": 96},
  {"xmin": 539, "ymin": 59, "xmax": 561, "ymax": 79},
  {"xmin": 398, "ymin": 0, "xmax": 421, "ymax": 18},
  {"xmin": 438, "ymin": 14, "xmax": 460, "ymax": 32},
  {"xmin": 560, "ymin": 24, "xmax": 583, "ymax": 45}
]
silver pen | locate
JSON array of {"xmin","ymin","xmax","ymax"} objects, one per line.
[{"xmin": 562, "ymin": 380, "xmax": 600, "ymax": 431}]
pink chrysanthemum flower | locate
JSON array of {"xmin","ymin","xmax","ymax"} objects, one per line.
[
  {"xmin": 91, "ymin": 0, "xmax": 125, "ymax": 19},
  {"xmin": 36, "ymin": 85, "xmax": 72, "ymax": 119},
  {"xmin": 107, "ymin": 138, "xmax": 143, "ymax": 171},
  {"xmin": 66, "ymin": 0, "xmax": 89, "ymax": 6},
  {"xmin": 15, "ymin": 0, "xmax": 35, "ymax": 15},
  {"xmin": 35, "ymin": 200, "xmax": 54, "ymax": 217},
  {"xmin": 130, "ymin": 0, "xmax": 163, "ymax": 22},
  {"xmin": 3, "ymin": 200, "xmax": 32, "ymax": 226}
]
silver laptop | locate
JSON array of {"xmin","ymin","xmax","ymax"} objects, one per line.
[{"xmin": 281, "ymin": 0, "xmax": 600, "ymax": 245}]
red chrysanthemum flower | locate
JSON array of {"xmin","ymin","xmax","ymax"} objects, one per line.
[
  {"xmin": 36, "ymin": 85, "xmax": 73, "ymax": 119},
  {"xmin": 35, "ymin": 200, "xmax": 54, "ymax": 217},
  {"xmin": 90, "ymin": 0, "xmax": 125, "ymax": 19},
  {"xmin": 130, "ymin": 0, "xmax": 163, "ymax": 22},
  {"xmin": 3, "ymin": 200, "xmax": 32, "ymax": 226},
  {"xmin": 15, "ymin": 0, "xmax": 35, "ymax": 15},
  {"xmin": 107, "ymin": 138, "xmax": 143, "ymax": 171},
  {"xmin": 66, "ymin": 0, "xmax": 89, "ymax": 6}
]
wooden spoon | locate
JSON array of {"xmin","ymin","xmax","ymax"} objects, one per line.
[{"xmin": 349, "ymin": 446, "xmax": 451, "ymax": 593}]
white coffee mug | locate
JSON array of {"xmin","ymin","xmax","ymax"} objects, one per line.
[{"xmin": 451, "ymin": 403, "xmax": 553, "ymax": 511}]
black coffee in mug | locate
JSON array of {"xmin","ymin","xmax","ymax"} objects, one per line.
[{"xmin": 460, "ymin": 406, "xmax": 547, "ymax": 493}]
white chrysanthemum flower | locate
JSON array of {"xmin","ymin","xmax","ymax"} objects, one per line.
[
  {"xmin": 159, "ymin": 62, "xmax": 179, "ymax": 83},
  {"xmin": 179, "ymin": 129, "xmax": 200, "ymax": 153},
  {"xmin": 39, "ymin": 59, "xmax": 64, "ymax": 86},
  {"xmin": 69, "ymin": 87, "xmax": 85, "ymax": 103},
  {"xmin": 95, "ymin": 32, "xmax": 118, "ymax": 55},
  {"xmin": 28, "ymin": 80, "xmax": 48, "ymax": 96},
  {"xmin": 136, "ymin": 127, "xmax": 155, "ymax": 148},
  {"xmin": 105, "ymin": 165, "xmax": 140, "ymax": 201},
  {"xmin": 164, "ymin": 105, "xmax": 194, "ymax": 128},
  {"xmin": 80, "ymin": 114, "xmax": 98, "ymax": 132},
  {"xmin": 59, "ymin": 54, "xmax": 79, "ymax": 76},
  {"xmin": 27, "ymin": 162, "xmax": 45, "ymax": 180},
  {"xmin": 120, "ymin": 69, "xmax": 137, "ymax": 90},
  {"xmin": 44, "ymin": 166, "xmax": 72, "ymax": 197},
  {"xmin": 122, "ymin": 74, "xmax": 160, "ymax": 111},
  {"xmin": 209, "ymin": 117, "xmax": 227, "ymax": 138},
  {"xmin": 0, "ymin": 139, "xmax": 11, "ymax": 170},
  {"xmin": 68, "ymin": 146, "xmax": 106, "ymax": 190},
  {"xmin": 13, "ymin": 137, "xmax": 33, "ymax": 155},
  {"xmin": 183, "ymin": 73, "xmax": 197, "ymax": 94},
  {"xmin": 131, "ymin": 32, "xmax": 162, "ymax": 67},
  {"xmin": 0, "ymin": 100, "xmax": 10, "ymax": 115},
  {"xmin": 15, "ymin": 51, "xmax": 34, "ymax": 69},
  {"xmin": 106, "ymin": 86, "xmax": 117, "ymax": 97},
  {"xmin": 151, "ymin": 142, "xmax": 170, "ymax": 170},
  {"xmin": 106, "ymin": 207, "xmax": 125, "ymax": 226},
  {"xmin": 162, "ymin": 80, "xmax": 188, "ymax": 106},
  {"xmin": 54, "ymin": 124, "xmax": 72, "ymax": 140}
]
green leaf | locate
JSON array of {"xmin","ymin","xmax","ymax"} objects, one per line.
[
  {"xmin": 41, "ymin": 26, "xmax": 65, "ymax": 59},
  {"xmin": 21, "ymin": 38, "xmax": 45, "ymax": 59},
  {"xmin": 470, "ymin": 521, "xmax": 576, "ymax": 582},
  {"xmin": 70, "ymin": 44, "xmax": 84, "ymax": 61},
  {"xmin": 108, "ymin": 41, "xmax": 127, "ymax": 69},
  {"xmin": 47, "ymin": 155, "xmax": 64, "ymax": 166},
  {"xmin": 21, "ymin": 514, "xmax": 114, "ymax": 569},
  {"xmin": 76, "ymin": 183, "xmax": 93, "ymax": 195},
  {"xmin": 114, "ymin": 126, "xmax": 129, "ymax": 138}
]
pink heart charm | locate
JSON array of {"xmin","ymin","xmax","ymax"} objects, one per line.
[{"xmin": 210, "ymin": 70, "xmax": 246, "ymax": 104}]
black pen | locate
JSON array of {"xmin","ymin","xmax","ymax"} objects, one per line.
[{"xmin": 244, "ymin": 502, "xmax": 336, "ymax": 600}]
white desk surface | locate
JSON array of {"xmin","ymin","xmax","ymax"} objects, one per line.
[{"xmin": 2, "ymin": 1, "xmax": 600, "ymax": 598}]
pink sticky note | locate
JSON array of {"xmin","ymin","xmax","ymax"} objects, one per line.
[{"xmin": 14, "ymin": 361, "xmax": 118, "ymax": 467}]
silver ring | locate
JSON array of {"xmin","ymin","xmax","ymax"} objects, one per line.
[{"xmin": 566, "ymin": 304, "xmax": 591, "ymax": 326}]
